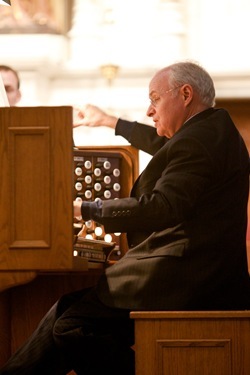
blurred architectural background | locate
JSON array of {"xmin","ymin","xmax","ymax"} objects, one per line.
[{"xmin": 0, "ymin": 0, "xmax": 249, "ymax": 166}]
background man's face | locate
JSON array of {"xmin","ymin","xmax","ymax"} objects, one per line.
[{"xmin": 0, "ymin": 70, "xmax": 21, "ymax": 106}]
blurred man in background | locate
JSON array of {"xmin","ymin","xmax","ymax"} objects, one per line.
[{"xmin": 0, "ymin": 65, "xmax": 21, "ymax": 106}]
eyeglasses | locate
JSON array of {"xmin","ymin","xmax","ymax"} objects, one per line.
[
  {"xmin": 165, "ymin": 85, "xmax": 183, "ymax": 94},
  {"xmin": 149, "ymin": 85, "xmax": 182, "ymax": 107}
]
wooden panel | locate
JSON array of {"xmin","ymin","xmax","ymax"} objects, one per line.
[
  {"xmin": 9, "ymin": 127, "xmax": 51, "ymax": 248},
  {"xmin": 0, "ymin": 107, "xmax": 74, "ymax": 271},
  {"xmin": 131, "ymin": 311, "xmax": 250, "ymax": 375},
  {"xmin": 216, "ymin": 99, "xmax": 250, "ymax": 271},
  {"xmin": 157, "ymin": 339, "xmax": 231, "ymax": 375},
  {"xmin": 216, "ymin": 98, "xmax": 250, "ymax": 152}
]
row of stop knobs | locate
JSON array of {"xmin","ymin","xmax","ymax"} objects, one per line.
[{"xmin": 75, "ymin": 165, "xmax": 121, "ymax": 200}]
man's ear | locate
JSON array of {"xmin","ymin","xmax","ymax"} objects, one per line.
[{"xmin": 181, "ymin": 84, "xmax": 193, "ymax": 106}]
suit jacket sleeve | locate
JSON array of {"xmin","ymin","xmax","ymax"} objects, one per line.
[
  {"xmin": 81, "ymin": 135, "xmax": 213, "ymax": 234},
  {"xmin": 115, "ymin": 118, "xmax": 167, "ymax": 155}
]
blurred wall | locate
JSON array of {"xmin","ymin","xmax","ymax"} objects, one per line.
[{"xmin": 0, "ymin": 0, "xmax": 249, "ymax": 170}]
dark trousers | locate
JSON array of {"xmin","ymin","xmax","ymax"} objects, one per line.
[{"xmin": 0, "ymin": 287, "xmax": 135, "ymax": 375}]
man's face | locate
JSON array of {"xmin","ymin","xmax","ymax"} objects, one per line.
[
  {"xmin": 0, "ymin": 70, "xmax": 21, "ymax": 106},
  {"xmin": 146, "ymin": 70, "xmax": 185, "ymax": 138}
]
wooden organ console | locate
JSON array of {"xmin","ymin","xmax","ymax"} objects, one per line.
[
  {"xmin": 0, "ymin": 100, "xmax": 250, "ymax": 371},
  {"xmin": 0, "ymin": 106, "xmax": 139, "ymax": 367}
]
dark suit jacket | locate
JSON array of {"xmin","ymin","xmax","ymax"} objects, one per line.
[{"xmin": 92, "ymin": 108, "xmax": 250, "ymax": 310}]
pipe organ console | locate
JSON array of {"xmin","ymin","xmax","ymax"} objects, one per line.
[
  {"xmin": 72, "ymin": 146, "xmax": 139, "ymax": 265},
  {"xmin": 0, "ymin": 106, "xmax": 139, "ymax": 366},
  {"xmin": 73, "ymin": 149, "xmax": 123, "ymax": 262},
  {"xmin": 0, "ymin": 107, "xmax": 138, "ymax": 276}
]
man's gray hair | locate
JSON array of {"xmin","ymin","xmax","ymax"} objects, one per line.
[{"xmin": 167, "ymin": 61, "xmax": 216, "ymax": 107}]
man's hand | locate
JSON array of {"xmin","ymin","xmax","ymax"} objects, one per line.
[
  {"xmin": 73, "ymin": 104, "xmax": 118, "ymax": 129},
  {"xmin": 73, "ymin": 200, "xmax": 82, "ymax": 220}
]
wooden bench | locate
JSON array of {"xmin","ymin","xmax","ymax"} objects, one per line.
[{"xmin": 130, "ymin": 311, "xmax": 250, "ymax": 375}]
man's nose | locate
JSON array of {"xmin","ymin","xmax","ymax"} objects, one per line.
[{"xmin": 146, "ymin": 104, "xmax": 154, "ymax": 117}]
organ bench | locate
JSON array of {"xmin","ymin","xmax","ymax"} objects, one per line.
[{"xmin": 130, "ymin": 310, "xmax": 250, "ymax": 375}]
